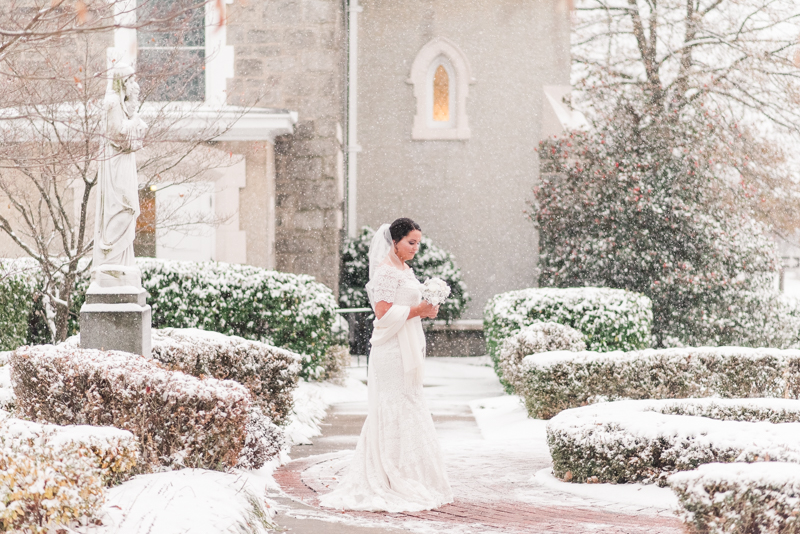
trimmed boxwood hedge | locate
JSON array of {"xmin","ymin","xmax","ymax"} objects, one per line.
[
  {"xmin": 484, "ymin": 287, "xmax": 653, "ymax": 383},
  {"xmin": 498, "ymin": 321, "xmax": 585, "ymax": 395},
  {"xmin": 670, "ymin": 463, "xmax": 800, "ymax": 534},
  {"xmin": 547, "ymin": 398, "xmax": 800, "ymax": 486},
  {"xmin": 519, "ymin": 346, "xmax": 800, "ymax": 419},
  {"xmin": 0, "ymin": 258, "xmax": 338, "ymax": 380}
]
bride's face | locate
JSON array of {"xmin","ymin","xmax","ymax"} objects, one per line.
[{"xmin": 394, "ymin": 230, "xmax": 422, "ymax": 262}]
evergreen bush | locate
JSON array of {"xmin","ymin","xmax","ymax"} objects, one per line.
[
  {"xmin": 340, "ymin": 226, "xmax": 470, "ymax": 321},
  {"xmin": 1, "ymin": 258, "xmax": 338, "ymax": 380},
  {"xmin": 534, "ymin": 105, "xmax": 786, "ymax": 348},
  {"xmin": 548, "ymin": 398, "xmax": 800, "ymax": 486},
  {"xmin": 498, "ymin": 322, "xmax": 585, "ymax": 394},
  {"xmin": 670, "ymin": 463, "xmax": 800, "ymax": 534},
  {"xmin": 484, "ymin": 287, "xmax": 652, "ymax": 381},
  {"xmin": 519, "ymin": 346, "xmax": 800, "ymax": 419},
  {"xmin": 0, "ymin": 260, "xmax": 37, "ymax": 352}
]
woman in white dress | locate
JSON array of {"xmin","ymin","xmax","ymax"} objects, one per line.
[{"xmin": 320, "ymin": 218, "xmax": 454, "ymax": 512}]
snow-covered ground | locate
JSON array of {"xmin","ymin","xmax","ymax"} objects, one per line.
[
  {"xmin": 286, "ymin": 357, "xmax": 679, "ymax": 534},
  {"xmin": 0, "ymin": 354, "xmax": 679, "ymax": 532}
]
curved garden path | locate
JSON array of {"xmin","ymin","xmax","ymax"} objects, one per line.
[{"xmin": 273, "ymin": 358, "xmax": 684, "ymax": 534}]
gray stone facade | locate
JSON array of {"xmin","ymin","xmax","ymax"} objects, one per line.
[
  {"xmin": 355, "ymin": 0, "xmax": 571, "ymax": 317},
  {"xmin": 227, "ymin": 0, "xmax": 347, "ymax": 292}
]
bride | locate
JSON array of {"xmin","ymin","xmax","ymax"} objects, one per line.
[{"xmin": 319, "ymin": 218, "xmax": 454, "ymax": 512}]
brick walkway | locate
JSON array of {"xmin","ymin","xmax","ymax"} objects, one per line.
[
  {"xmin": 273, "ymin": 359, "xmax": 685, "ymax": 533},
  {"xmin": 275, "ymin": 452, "xmax": 684, "ymax": 533}
]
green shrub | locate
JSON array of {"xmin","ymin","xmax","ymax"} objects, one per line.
[
  {"xmin": 484, "ymin": 287, "xmax": 652, "ymax": 381},
  {"xmin": 670, "ymin": 463, "xmax": 800, "ymax": 534},
  {"xmin": 340, "ymin": 226, "xmax": 470, "ymax": 322},
  {"xmin": 535, "ymin": 115, "xmax": 783, "ymax": 349},
  {"xmin": 0, "ymin": 260, "xmax": 37, "ymax": 352},
  {"xmin": 5, "ymin": 258, "xmax": 338, "ymax": 380},
  {"xmin": 548, "ymin": 398, "xmax": 800, "ymax": 487},
  {"xmin": 520, "ymin": 346, "xmax": 800, "ymax": 419},
  {"xmin": 498, "ymin": 322, "xmax": 585, "ymax": 395}
]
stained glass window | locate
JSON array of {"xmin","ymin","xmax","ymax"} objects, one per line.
[{"xmin": 433, "ymin": 64, "xmax": 449, "ymax": 122}]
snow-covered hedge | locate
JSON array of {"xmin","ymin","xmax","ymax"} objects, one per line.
[
  {"xmin": 150, "ymin": 328, "xmax": 302, "ymax": 425},
  {"xmin": 0, "ymin": 413, "xmax": 137, "ymax": 532},
  {"xmin": 10, "ymin": 345, "xmax": 255, "ymax": 471},
  {"xmin": 139, "ymin": 259, "xmax": 338, "ymax": 380},
  {"xmin": 498, "ymin": 322, "xmax": 585, "ymax": 394},
  {"xmin": 548, "ymin": 398, "xmax": 800, "ymax": 487},
  {"xmin": 0, "ymin": 260, "xmax": 37, "ymax": 351},
  {"xmin": 0, "ymin": 433, "xmax": 103, "ymax": 532},
  {"xmin": 484, "ymin": 287, "xmax": 652, "ymax": 382},
  {"xmin": 519, "ymin": 346, "xmax": 800, "ymax": 419},
  {"xmin": 1, "ymin": 258, "xmax": 339, "ymax": 380},
  {"xmin": 669, "ymin": 463, "xmax": 800, "ymax": 534},
  {"xmin": 340, "ymin": 227, "xmax": 470, "ymax": 322},
  {"xmin": 0, "ymin": 413, "xmax": 138, "ymax": 486}
]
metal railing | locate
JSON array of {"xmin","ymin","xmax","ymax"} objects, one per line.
[{"xmin": 336, "ymin": 307, "xmax": 373, "ymax": 367}]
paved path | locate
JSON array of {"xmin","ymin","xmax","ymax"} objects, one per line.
[{"xmin": 272, "ymin": 358, "xmax": 685, "ymax": 533}]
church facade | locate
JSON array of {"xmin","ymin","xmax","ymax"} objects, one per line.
[
  {"xmin": 351, "ymin": 0, "xmax": 572, "ymax": 317},
  {"xmin": 0, "ymin": 0, "xmax": 573, "ymax": 318}
]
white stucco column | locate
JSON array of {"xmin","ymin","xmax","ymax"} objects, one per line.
[{"xmin": 346, "ymin": 0, "xmax": 363, "ymax": 238}]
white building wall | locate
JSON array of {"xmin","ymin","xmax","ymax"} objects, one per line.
[{"xmin": 356, "ymin": 0, "xmax": 572, "ymax": 317}]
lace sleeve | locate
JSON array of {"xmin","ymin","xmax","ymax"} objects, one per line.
[{"xmin": 371, "ymin": 265, "xmax": 402, "ymax": 303}]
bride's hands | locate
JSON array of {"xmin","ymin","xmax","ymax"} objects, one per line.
[
  {"xmin": 414, "ymin": 300, "xmax": 439, "ymax": 319},
  {"xmin": 376, "ymin": 300, "xmax": 440, "ymax": 320}
]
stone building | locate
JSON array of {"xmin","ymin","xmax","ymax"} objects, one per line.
[
  {"xmin": 350, "ymin": 0, "xmax": 573, "ymax": 316},
  {"xmin": 0, "ymin": 0, "xmax": 574, "ymax": 317}
]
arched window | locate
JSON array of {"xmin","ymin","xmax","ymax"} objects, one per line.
[
  {"xmin": 408, "ymin": 37, "xmax": 473, "ymax": 140},
  {"xmin": 433, "ymin": 64, "xmax": 450, "ymax": 122}
]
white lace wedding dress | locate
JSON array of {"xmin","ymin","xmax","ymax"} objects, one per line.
[{"xmin": 319, "ymin": 264, "xmax": 454, "ymax": 512}]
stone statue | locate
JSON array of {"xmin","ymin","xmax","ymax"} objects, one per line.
[
  {"xmin": 81, "ymin": 62, "xmax": 152, "ymax": 357},
  {"xmin": 91, "ymin": 64, "xmax": 148, "ymax": 288}
]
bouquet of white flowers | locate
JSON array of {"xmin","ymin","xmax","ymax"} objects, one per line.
[{"xmin": 421, "ymin": 277, "xmax": 451, "ymax": 306}]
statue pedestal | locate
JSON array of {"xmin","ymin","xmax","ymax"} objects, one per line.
[{"xmin": 79, "ymin": 274, "xmax": 152, "ymax": 357}]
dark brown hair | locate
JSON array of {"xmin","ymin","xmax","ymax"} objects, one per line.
[{"xmin": 389, "ymin": 218, "xmax": 421, "ymax": 243}]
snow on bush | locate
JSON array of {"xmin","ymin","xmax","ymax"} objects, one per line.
[
  {"xmin": 102, "ymin": 469, "xmax": 278, "ymax": 533},
  {"xmin": 0, "ymin": 411, "xmax": 138, "ymax": 486},
  {"xmin": 535, "ymin": 113, "xmax": 791, "ymax": 350},
  {"xmin": 498, "ymin": 322, "xmax": 585, "ymax": 394},
  {"xmin": 519, "ymin": 346, "xmax": 800, "ymax": 419},
  {"xmin": 0, "ymin": 259, "xmax": 37, "ymax": 351},
  {"xmin": 340, "ymin": 226, "xmax": 470, "ymax": 322},
  {"xmin": 139, "ymin": 259, "xmax": 337, "ymax": 380},
  {"xmin": 669, "ymin": 463, "xmax": 800, "ymax": 534},
  {"xmin": 150, "ymin": 328, "xmax": 302, "ymax": 426},
  {"xmin": 484, "ymin": 287, "xmax": 652, "ymax": 383},
  {"xmin": 3, "ymin": 258, "xmax": 340, "ymax": 380},
  {"xmin": 237, "ymin": 406, "xmax": 286, "ymax": 471},
  {"xmin": 314, "ymin": 344, "xmax": 352, "ymax": 384},
  {"xmin": 0, "ymin": 433, "xmax": 103, "ymax": 532},
  {"xmin": 10, "ymin": 344, "xmax": 253, "ymax": 471},
  {"xmin": 548, "ymin": 398, "xmax": 800, "ymax": 487},
  {"xmin": 0, "ymin": 412, "xmax": 138, "ymax": 532}
]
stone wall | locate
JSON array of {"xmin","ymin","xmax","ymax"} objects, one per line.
[
  {"xmin": 226, "ymin": 0, "xmax": 346, "ymax": 293},
  {"xmin": 356, "ymin": 0, "xmax": 571, "ymax": 318}
]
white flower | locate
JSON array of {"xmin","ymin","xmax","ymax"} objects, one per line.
[{"xmin": 421, "ymin": 277, "xmax": 451, "ymax": 306}]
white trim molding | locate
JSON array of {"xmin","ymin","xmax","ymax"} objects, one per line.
[
  {"xmin": 541, "ymin": 86, "xmax": 589, "ymax": 138},
  {"xmin": 407, "ymin": 37, "xmax": 474, "ymax": 141}
]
